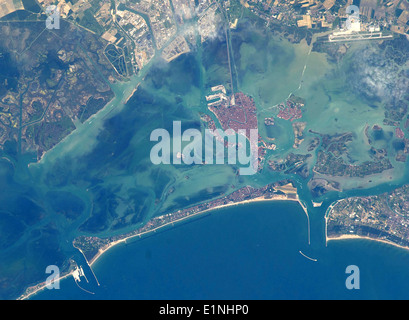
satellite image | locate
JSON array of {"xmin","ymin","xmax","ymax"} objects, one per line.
[{"xmin": 1, "ymin": 0, "xmax": 409, "ymax": 303}]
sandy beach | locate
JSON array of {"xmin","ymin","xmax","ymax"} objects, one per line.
[
  {"xmin": 18, "ymin": 270, "xmax": 74, "ymax": 300},
  {"xmin": 326, "ymin": 234, "xmax": 409, "ymax": 252},
  {"xmin": 325, "ymin": 199, "xmax": 409, "ymax": 252},
  {"xmin": 19, "ymin": 188, "xmax": 309, "ymax": 300},
  {"xmin": 88, "ymin": 192, "xmax": 308, "ymax": 267},
  {"xmin": 124, "ymin": 83, "xmax": 140, "ymax": 104}
]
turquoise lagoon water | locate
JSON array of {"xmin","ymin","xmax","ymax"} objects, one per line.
[{"xmin": 4, "ymin": 20, "xmax": 409, "ymax": 300}]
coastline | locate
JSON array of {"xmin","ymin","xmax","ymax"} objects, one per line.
[
  {"xmin": 28, "ymin": 99, "xmax": 116, "ymax": 166},
  {"xmin": 324, "ymin": 195, "xmax": 409, "ymax": 250},
  {"xmin": 29, "ymin": 76, "xmax": 144, "ymax": 167},
  {"xmin": 18, "ymin": 270, "xmax": 74, "ymax": 300},
  {"xmin": 124, "ymin": 83, "xmax": 140, "ymax": 104},
  {"xmin": 18, "ymin": 182, "xmax": 308, "ymax": 300},
  {"xmin": 326, "ymin": 234, "xmax": 409, "ymax": 252},
  {"xmin": 88, "ymin": 192, "xmax": 308, "ymax": 268}
]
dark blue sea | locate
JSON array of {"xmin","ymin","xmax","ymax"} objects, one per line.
[{"xmin": 32, "ymin": 201, "xmax": 409, "ymax": 300}]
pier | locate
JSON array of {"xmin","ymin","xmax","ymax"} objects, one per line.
[{"xmin": 299, "ymin": 250, "xmax": 318, "ymax": 262}]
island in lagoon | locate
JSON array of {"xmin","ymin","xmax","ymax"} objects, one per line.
[{"xmin": 3, "ymin": 0, "xmax": 409, "ymax": 300}]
